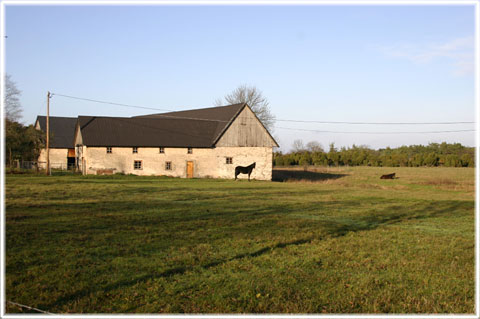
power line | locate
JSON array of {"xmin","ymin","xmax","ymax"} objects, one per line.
[
  {"xmin": 276, "ymin": 119, "xmax": 475, "ymax": 125},
  {"xmin": 51, "ymin": 92, "xmax": 474, "ymax": 126},
  {"xmin": 51, "ymin": 93, "xmax": 229, "ymax": 123},
  {"xmin": 51, "ymin": 93, "xmax": 173, "ymax": 112},
  {"xmin": 50, "ymin": 92, "xmax": 476, "ymax": 134},
  {"xmin": 276, "ymin": 126, "xmax": 475, "ymax": 135}
]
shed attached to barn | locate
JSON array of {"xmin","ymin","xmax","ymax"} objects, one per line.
[
  {"xmin": 35, "ymin": 116, "xmax": 77, "ymax": 170},
  {"xmin": 74, "ymin": 103, "xmax": 278, "ymax": 180}
]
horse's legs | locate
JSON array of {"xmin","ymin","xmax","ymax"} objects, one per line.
[{"xmin": 248, "ymin": 172, "xmax": 251, "ymax": 181}]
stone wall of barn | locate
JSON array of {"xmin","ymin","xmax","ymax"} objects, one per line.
[
  {"xmin": 82, "ymin": 146, "xmax": 273, "ymax": 180},
  {"xmin": 38, "ymin": 148, "xmax": 68, "ymax": 169}
]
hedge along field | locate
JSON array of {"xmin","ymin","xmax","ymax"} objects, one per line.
[{"xmin": 5, "ymin": 167, "xmax": 474, "ymax": 314}]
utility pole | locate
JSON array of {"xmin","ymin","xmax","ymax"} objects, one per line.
[{"xmin": 46, "ymin": 91, "xmax": 51, "ymax": 176}]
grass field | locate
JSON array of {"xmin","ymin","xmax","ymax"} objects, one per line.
[{"xmin": 5, "ymin": 166, "xmax": 475, "ymax": 314}]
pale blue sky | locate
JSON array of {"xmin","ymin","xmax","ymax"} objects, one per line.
[{"xmin": 5, "ymin": 4, "xmax": 476, "ymax": 151}]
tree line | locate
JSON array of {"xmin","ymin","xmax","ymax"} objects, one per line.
[
  {"xmin": 4, "ymin": 75, "xmax": 45, "ymax": 168},
  {"xmin": 274, "ymin": 140, "xmax": 474, "ymax": 168}
]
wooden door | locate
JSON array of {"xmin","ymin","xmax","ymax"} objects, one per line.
[{"xmin": 187, "ymin": 161, "xmax": 194, "ymax": 178}]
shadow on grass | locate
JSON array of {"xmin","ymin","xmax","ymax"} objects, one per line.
[
  {"xmin": 43, "ymin": 199, "xmax": 474, "ymax": 312},
  {"xmin": 49, "ymin": 237, "xmax": 317, "ymax": 312},
  {"xmin": 272, "ymin": 169, "xmax": 347, "ymax": 182}
]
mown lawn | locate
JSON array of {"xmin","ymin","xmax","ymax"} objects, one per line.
[{"xmin": 5, "ymin": 166, "xmax": 475, "ymax": 314}]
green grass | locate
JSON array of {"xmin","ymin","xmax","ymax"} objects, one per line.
[{"xmin": 5, "ymin": 166, "xmax": 475, "ymax": 313}]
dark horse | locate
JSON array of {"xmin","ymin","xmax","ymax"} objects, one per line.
[
  {"xmin": 235, "ymin": 162, "xmax": 256, "ymax": 181},
  {"xmin": 380, "ymin": 173, "xmax": 396, "ymax": 179}
]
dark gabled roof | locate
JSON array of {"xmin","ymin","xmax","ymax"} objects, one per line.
[
  {"xmin": 134, "ymin": 103, "xmax": 246, "ymax": 142},
  {"xmin": 77, "ymin": 103, "xmax": 247, "ymax": 147},
  {"xmin": 35, "ymin": 116, "xmax": 77, "ymax": 148},
  {"xmin": 135, "ymin": 103, "xmax": 245, "ymax": 121}
]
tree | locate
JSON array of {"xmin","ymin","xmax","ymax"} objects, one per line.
[
  {"xmin": 4, "ymin": 76, "xmax": 44, "ymax": 169},
  {"xmin": 274, "ymin": 155, "xmax": 285, "ymax": 167},
  {"xmin": 424, "ymin": 152, "xmax": 439, "ymax": 167},
  {"xmin": 460, "ymin": 153, "xmax": 473, "ymax": 167},
  {"xmin": 291, "ymin": 139, "xmax": 305, "ymax": 153},
  {"xmin": 5, "ymin": 74, "xmax": 22, "ymax": 122},
  {"xmin": 5, "ymin": 119, "xmax": 23, "ymax": 166},
  {"xmin": 5, "ymin": 120, "xmax": 45, "ymax": 168},
  {"xmin": 328, "ymin": 142, "xmax": 337, "ymax": 153},
  {"xmin": 306, "ymin": 141, "xmax": 323, "ymax": 152},
  {"xmin": 299, "ymin": 152, "xmax": 312, "ymax": 167},
  {"xmin": 23, "ymin": 124, "xmax": 46, "ymax": 162},
  {"xmin": 215, "ymin": 84, "xmax": 275, "ymax": 132}
]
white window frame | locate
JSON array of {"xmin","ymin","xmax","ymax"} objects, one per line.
[
  {"xmin": 159, "ymin": 147, "xmax": 165, "ymax": 154},
  {"xmin": 133, "ymin": 147, "xmax": 138, "ymax": 154},
  {"xmin": 106, "ymin": 147, "xmax": 112, "ymax": 154},
  {"xmin": 165, "ymin": 161, "xmax": 172, "ymax": 170},
  {"xmin": 187, "ymin": 147, "xmax": 193, "ymax": 154},
  {"xmin": 226, "ymin": 157, "xmax": 233, "ymax": 164}
]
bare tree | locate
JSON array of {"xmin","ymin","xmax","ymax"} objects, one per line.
[
  {"xmin": 4, "ymin": 74, "xmax": 22, "ymax": 122},
  {"xmin": 292, "ymin": 139, "xmax": 305, "ymax": 152},
  {"xmin": 306, "ymin": 141, "xmax": 324, "ymax": 152},
  {"xmin": 215, "ymin": 84, "xmax": 275, "ymax": 132}
]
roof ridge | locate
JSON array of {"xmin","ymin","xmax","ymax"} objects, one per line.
[
  {"xmin": 36, "ymin": 115, "xmax": 77, "ymax": 119},
  {"xmin": 160, "ymin": 103, "xmax": 245, "ymax": 114},
  {"xmin": 134, "ymin": 103, "xmax": 245, "ymax": 118}
]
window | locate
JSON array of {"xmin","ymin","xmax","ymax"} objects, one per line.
[
  {"xmin": 187, "ymin": 147, "xmax": 193, "ymax": 154},
  {"xmin": 226, "ymin": 157, "xmax": 233, "ymax": 164},
  {"xmin": 133, "ymin": 147, "xmax": 138, "ymax": 154},
  {"xmin": 159, "ymin": 147, "xmax": 165, "ymax": 154},
  {"xmin": 134, "ymin": 160, "xmax": 142, "ymax": 170},
  {"xmin": 165, "ymin": 161, "xmax": 172, "ymax": 170},
  {"xmin": 106, "ymin": 147, "xmax": 112, "ymax": 154}
]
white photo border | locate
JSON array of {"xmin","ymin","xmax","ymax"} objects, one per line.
[{"xmin": 0, "ymin": 0, "xmax": 478, "ymax": 318}]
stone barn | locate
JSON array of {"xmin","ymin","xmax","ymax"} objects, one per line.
[
  {"xmin": 35, "ymin": 116, "xmax": 77, "ymax": 170},
  {"xmin": 74, "ymin": 103, "xmax": 278, "ymax": 180}
]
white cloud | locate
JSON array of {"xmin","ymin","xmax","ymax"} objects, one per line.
[{"xmin": 379, "ymin": 36, "xmax": 474, "ymax": 76}]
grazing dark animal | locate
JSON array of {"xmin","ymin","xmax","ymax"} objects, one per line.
[
  {"xmin": 380, "ymin": 173, "xmax": 396, "ymax": 179},
  {"xmin": 235, "ymin": 162, "xmax": 256, "ymax": 181}
]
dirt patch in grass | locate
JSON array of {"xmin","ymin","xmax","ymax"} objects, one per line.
[
  {"xmin": 363, "ymin": 183, "xmax": 408, "ymax": 190},
  {"xmin": 415, "ymin": 178, "xmax": 474, "ymax": 192},
  {"xmin": 419, "ymin": 178, "xmax": 458, "ymax": 186}
]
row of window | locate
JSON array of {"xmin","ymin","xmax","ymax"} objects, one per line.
[
  {"xmin": 134, "ymin": 161, "xmax": 172, "ymax": 170},
  {"xmin": 107, "ymin": 147, "xmax": 193, "ymax": 154},
  {"xmin": 133, "ymin": 158, "xmax": 234, "ymax": 170}
]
